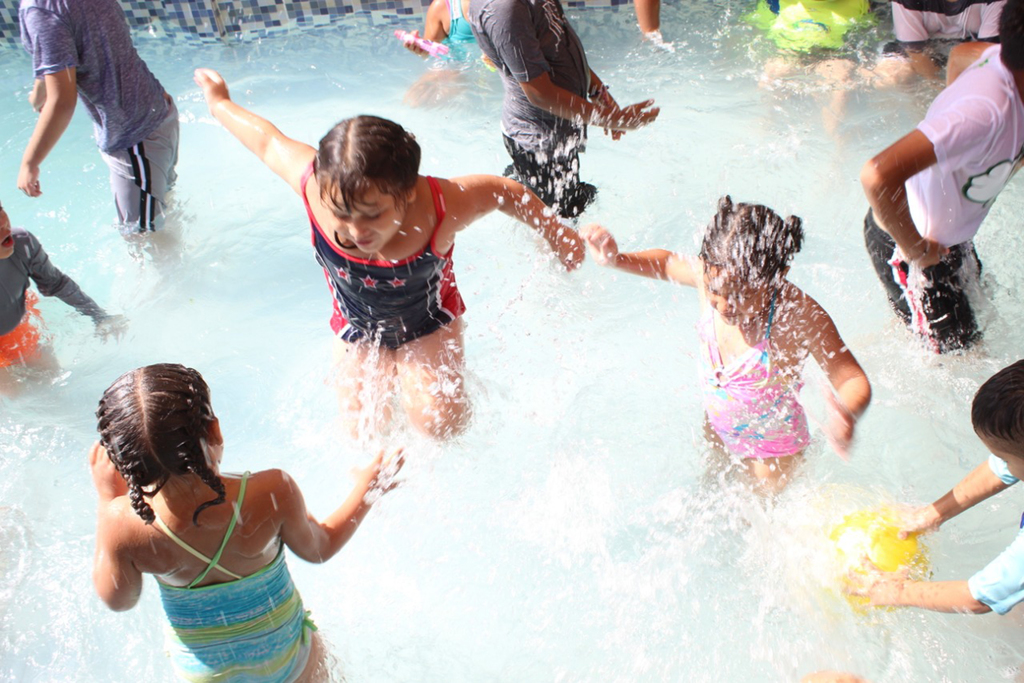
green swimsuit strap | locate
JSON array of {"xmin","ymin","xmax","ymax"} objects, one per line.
[{"xmin": 186, "ymin": 471, "xmax": 251, "ymax": 589}]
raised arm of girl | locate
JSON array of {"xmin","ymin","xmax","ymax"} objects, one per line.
[
  {"xmin": 439, "ymin": 174, "xmax": 585, "ymax": 270},
  {"xmin": 194, "ymin": 68, "xmax": 314, "ymax": 194}
]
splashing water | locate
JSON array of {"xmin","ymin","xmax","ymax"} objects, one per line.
[{"xmin": 1, "ymin": 3, "xmax": 1023, "ymax": 681}]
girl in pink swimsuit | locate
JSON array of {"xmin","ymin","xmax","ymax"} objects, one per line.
[{"xmin": 582, "ymin": 196, "xmax": 872, "ymax": 492}]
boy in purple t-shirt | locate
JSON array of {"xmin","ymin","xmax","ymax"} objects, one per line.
[{"xmin": 17, "ymin": 0, "xmax": 178, "ymax": 233}]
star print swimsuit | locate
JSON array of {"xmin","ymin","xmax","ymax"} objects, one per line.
[{"xmin": 302, "ymin": 164, "xmax": 466, "ymax": 349}]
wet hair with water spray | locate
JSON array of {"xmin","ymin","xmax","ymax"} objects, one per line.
[
  {"xmin": 699, "ymin": 195, "xmax": 804, "ymax": 287},
  {"xmin": 314, "ymin": 115, "xmax": 421, "ymax": 216},
  {"xmin": 972, "ymin": 359, "xmax": 1024, "ymax": 448},
  {"xmin": 96, "ymin": 363, "xmax": 225, "ymax": 526}
]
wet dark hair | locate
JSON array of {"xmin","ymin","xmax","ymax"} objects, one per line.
[
  {"xmin": 1000, "ymin": 0, "xmax": 1024, "ymax": 70},
  {"xmin": 972, "ymin": 360, "xmax": 1024, "ymax": 449},
  {"xmin": 314, "ymin": 115, "xmax": 421, "ymax": 216},
  {"xmin": 699, "ymin": 195, "xmax": 804, "ymax": 287},
  {"xmin": 96, "ymin": 364, "xmax": 225, "ymax": 526}
]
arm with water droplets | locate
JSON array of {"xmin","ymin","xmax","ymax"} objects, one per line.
[
  {"xmin": 580, "ymin": 223, "xmax": 697, "ymax": 285},
  {"xmin": 441, "ymin": 175, "xmax": 585, "ymax": 271},
  {"xmin": 860, "ymin": 130, "xmax": 947, "ymax": 268},
  {"xmin": 899, "ymin": 460, "xmax": 1011, "ymax": 538},
  {"xmin": 276, "ymin": 449, "xmax": 404, "ymax": 563},
  {"xmin": 798, "ymin": 293, "xmax": 871, "ymax": 459},
  {"xmin": 194, "ymin": 68, "xmax": 315, "ymax": 195}
]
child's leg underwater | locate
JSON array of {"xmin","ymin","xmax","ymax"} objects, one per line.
[
  {"xmin": 395, "ymin": 318, "xmax": 470, "ymax": 440},
  {"xmin": 702, "ymin": 417, "xmax": 803, "ymax": 494},
  {"xmin": 743, "ymin": 452, "xmax": 803, "ymax": 495}
]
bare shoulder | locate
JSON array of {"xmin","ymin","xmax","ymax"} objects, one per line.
[
  {"xmin": 244, "ymin": 468, "xmax": 302, "ymax": 513},
  {"xmin": 435, "ymin": 174, "xmax": 510, "ymax": 226},
  {"xmin": 97, "ymin": 497, "xmax": 158, "ymax": 554},
  {"xmin": 772, "ymin": 282, "xmax": 838, "ymax": 357},
  {"xmin": 777, "ymin": 282, "xmax": 830, "ymax": 323}
]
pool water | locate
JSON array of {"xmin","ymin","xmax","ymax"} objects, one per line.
[{"xmin": 2, "ymin": 3, "xmax": 1024, "ymax": 681}]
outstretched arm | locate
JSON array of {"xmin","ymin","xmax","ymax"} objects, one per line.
[
  {"xmin": 19, "ymin": 69, "xmax": 78, "ymax": 198},
  {"xmin": 442, "ymin": 175, "xmax": 585, "ymax": 270},
  {"xmin": 520, "ymin": 72, "xmax": 659, "ymax": 133},
  {"xmin": 580, "ymin": 223, "xmax": 698, "ymax": 285},
  {"xmin": 900, "ymin": 460, "xmax": 1012, "ymax": 537},
  {"xmin": 277, "ymin": 449, "xmax": 403, "ymax": 563},
  {"xmin": 860, "ymin": 130, "xmax": 947, "ymax": 268},
  {"xmin": 194, "ymin": 68, "xmax": 315, "ymax": 195},
  {"xmin": 856, "ymin": 577, "xmax": 991, "ymax": 613}
]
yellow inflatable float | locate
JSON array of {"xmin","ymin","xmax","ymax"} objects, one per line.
[{"xmin": 746, "ymin": 0, "xmax": 874, "ymax": 52}]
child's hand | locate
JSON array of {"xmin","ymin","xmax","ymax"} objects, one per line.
[
  {"xmin": 401, "ymin": 30, "xmax": 431, "ymax": 58},
  {"xmin": 28, "ymin": 78, "xmax": 46, "ymax": 113},
  {"xmin": 903, "ymin": 237, "xmax": 948, "ymax": 269},
  {"xmin": 89, "ymin": 442, "xmax": 128, "ymax": 502},
  {"xmin": 896, "ymin": 505, "xmax": 941, "ymax": 539},
  {"xmin": 194, "ymin": 68, "xmax": 231, "ymax": 109},
  {"xmin": 355, "ymin": 448, "xmax": 405, "ymax": 502},
  {"xmin": 824, "ymin": 393, "xmax": 855, "ymax": 461},
  {"xmin": 95, "ymin": 315, "xmax": 128, "ymax": 342},
  {"xmin": 844, "ymin": 557, "xmax": 908, "ymax": 606},
  {"xmin": 580, "ymin": 223, "xmax": 619, "ymax": 267},
  {"xmin": 613, "ymin": 99, "xmax": 660, "ymax": 131},
  {"xmin": 552, "ymin": 225, "xmax": 585, "ymax": 271},
  {"xmin": 17, "ymin": 162, "xmax": 42, "ymax": 198}
]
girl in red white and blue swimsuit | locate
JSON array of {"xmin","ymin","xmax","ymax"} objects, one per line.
[{"xmin": 195, "ymin": 67, "xmax": 583, "ymax": 440}]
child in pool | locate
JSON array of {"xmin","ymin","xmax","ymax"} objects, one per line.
[
  {"xmin": 405, "ymin": 0, "xmax": 476, "ymax": 54},
  {"xmin": 399, "ymin": 0, "xmax": 493, "ymax": 108},
  {"xmin": 194, "ymin": 68, "xmax": 584, "ymax": 441},
  {"xmin": 91, "ymin": 363, "xmax": 403, "ymax": 682},
  {"xmin": 850, "ymin": 360, "xmax": 1024, "ymax": 615},
  {"xmin": 582, "ymin": 196, "xmax": 871, "ymax": 492},
  {"xmin": 0, "ymin": 199, "xmax": 122, "ymax": 385}
]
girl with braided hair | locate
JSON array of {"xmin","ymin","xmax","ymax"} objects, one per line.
[
  {"xmin": 581, "ymin": 196, "xmax": 871, "ymax": 493},
  {"xmin": 90, "ymin": 363, "xmax": 403, "ymax": 682}
]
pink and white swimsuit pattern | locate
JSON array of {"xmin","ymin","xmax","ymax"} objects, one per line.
[{"xmin": 698, "ymin": 296, "xmax": 810, "ymax": 460}]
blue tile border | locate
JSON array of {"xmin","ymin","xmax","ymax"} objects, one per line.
[{"xmin": 0, "ymin": 0, "xmax": 628, "ymax": 45}]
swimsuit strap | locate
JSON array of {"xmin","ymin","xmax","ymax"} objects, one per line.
[
  {"xmin": 153, "ymin": 472, "xmax": 251, "ymax": 588},
  {"xmin": 187, "ymin": 471, "xmax": 250, "ymax": 588},
  {"xmin": 426, "ymin": 176, "xmax": 449, "ymax": 254},
  {"xmin": 763, "ymin": 290, "xmax": 778, "ymax": 340},
  {"xmin": 447, "ymin": 0, "xmax": 463, "ymax": 21}
]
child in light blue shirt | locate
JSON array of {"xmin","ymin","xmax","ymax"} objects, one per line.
[{"xmin": 852, "ymin": 359, "xmax": 1024, "ymax": 614}]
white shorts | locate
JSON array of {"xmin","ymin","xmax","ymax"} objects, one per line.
[{"xmin": 100, "ymin": 96, "xmax": 180, "ymax": 232}]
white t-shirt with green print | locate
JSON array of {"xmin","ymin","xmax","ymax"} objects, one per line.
[{"xmin": 908, "ymin": 45, "xmax": 1024, "ymax": 247}]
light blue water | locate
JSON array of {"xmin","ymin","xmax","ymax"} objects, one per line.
[{"xmin": 1, "ymin": 4, "xmax": 1023, "ymax": 681}]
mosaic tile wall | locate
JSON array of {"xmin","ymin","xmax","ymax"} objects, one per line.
[{"xmin": 0, "ymin": 0, "xmax": 630, "ymax": 45}]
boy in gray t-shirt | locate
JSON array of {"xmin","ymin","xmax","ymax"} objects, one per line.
[
  {"xmin": 468, "ymin": 0, "xmax": 659, "ymax": 219},
  {"xmin": 17, "ymin": 0, "xmax": 179, "ymax": 233}
]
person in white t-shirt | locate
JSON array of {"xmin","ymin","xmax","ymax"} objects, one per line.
[
  {"xmin": 860, "ymin": 0, "xmax": 1024, "ymax": 353},
  {"xmin": 884, "ymin": 0, "xmax": 1005, "ymax": 79}
]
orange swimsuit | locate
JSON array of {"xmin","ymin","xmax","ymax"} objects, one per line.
[{"xmin": 0, "ymin": 291, "xmax": 41, "ymax": 368}]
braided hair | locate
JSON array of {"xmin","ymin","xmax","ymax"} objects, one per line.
[
  {"xmin": 700, "ymin": 195, "xmax": 804, "ymax": 288},
  {"xmin": 96, "ymin": 364, "xmax": 226, "ymax": 526}
]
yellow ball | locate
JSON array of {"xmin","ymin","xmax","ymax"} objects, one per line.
[{"xmin": 829, "ymin": 507, "xmax": 928, "ymax": 608}]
